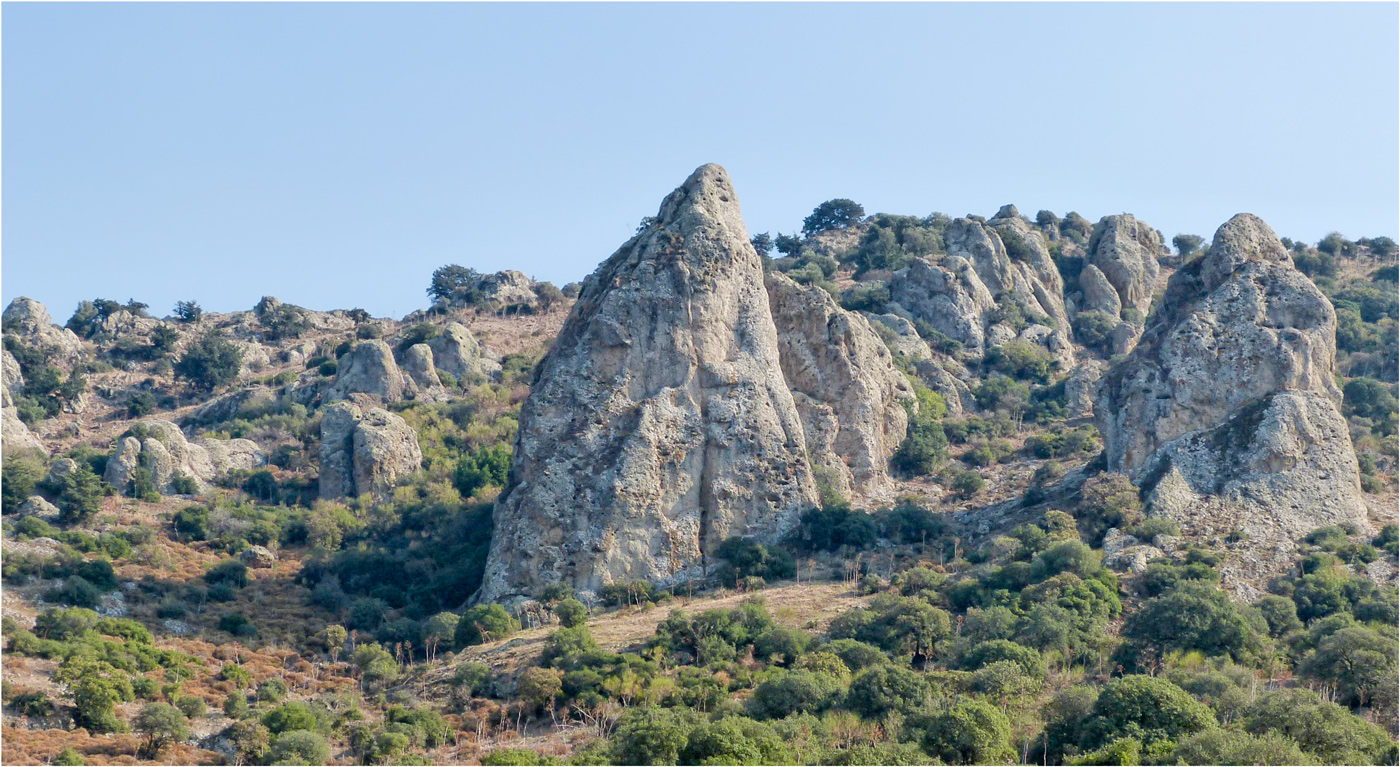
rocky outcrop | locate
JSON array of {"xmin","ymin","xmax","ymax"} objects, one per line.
[
  {"xmin": 887, "ymin": 215, "xmax": 1073, "ymax": 367},
  {"xmin": 327, "ymin": 341, "xmax": 405, "ymax": 403},
  {"xmin": 1095, "ymin": 213, "xmax": 1366, "ymax": 594},
  {"xmin": 887, "ymin": 257, "xmax": 996, "ymax": 354},
  {"xmin": 427, "ymin": 322, "xmax": 500, "ymax": 381},
  {"xmin": 101, "ymin": 420, "xmax": 265, "ymax": 494},
  {"xmin": 192, "ymin": 386, "xmax": 278, "ymax": 425},
  {"xmin": 767, "ymin": 273, "xmax": 915, "ymax": 502},
  {"xmin": 1084, "ymin": 215, "xmax": 1163, "ymax": 317},
  {"xmin": 1078, "ymin": 264, "xmax": 1122, "ymax": 317},
  {"xmin": 104, "ymin": 421, "xmax": 214, "ymax": 494},
  {"xmin": 1064, "ymin": 360, "xmax": 1105, "ymax": 419},
  {"xmin": 3, "ymin": 349, "xmax": 23, "ymax": 404},
  {"xmin": 401, "ymin": 344, "xmax": 449, "ymax": 402},
  {"xmin": 318, "ymin": 402, "xmax": 422, "ymax": 499},
  {"xmin": 475, "ymin": 271, "xmax": 539, "ymax": 312},
  {"xmin": 479, "ymin": 164, "xmax": 819, "ymax": 603},
  {"xmin": 2, "ymin": 406, "xmax": 47, "ymax": 455},
  {"xmin": 2, "ymin": 297, "xmax": 86, "ymax": 368},
  {"xmin": 17, "ymin": 495, "xmax": 60, "ymax": 520},
  {"xmin": 200, "ymin": 438, "xmax": 266, "ymax": 475}
]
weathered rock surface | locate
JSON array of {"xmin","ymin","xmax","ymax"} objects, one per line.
[
  {"xmin": 328, "ymin": 340, "xmax": 405, "ymax": 403},
  {"xmin": 480, "ymin": 164, "xmax": 819, "ymax": 603},
  {"xmin": 2, "ymin": 297, "xmax": 86, "ymax": 368},
  {"xmin": 427, "ymin": 322, "xmax": 500, "ymax": 381},
  {"xmin": 318, "ymin": 401, "xmax": 422, "ymax": 499},
  {"xmin": 887, "ymin": 256, "xmax": 996, "ymax": 354},
  {"xmin": 2, "ymin": 349, "xmax": 23, "ymax": 405},
  {"xmin": 401, "ymin": 343, "xmax": 449, "ymax": 402},
  {"xmin": 1095, "ymin": 213, "xmax": 1366, "ymax": 593},
  {"xmin": 17, "ymin": 495, "xmax": 60, "ymax": 520},
  {"xmin": 1064, "ymin": 360, "xmax": 1106, "ymax": 419},
  {"xmin": 240, "ymin": 545, "xmax": 277, "ymax": 568},
  {"xmin": 103, "ymin": 421, "xmax": 221, "ymax": 494},
  {"xmin": 1078, "ymin": 264, "xmax": 1122, "ymax": 317},
  {"xmin": 888, "ymin": 215, "xmax": 1073, "ymax": 367},
  {"xmin": 767, "ymin": 273, "xmax": 915, "ymax": 502},
  {"xmin": 1084, "ymin": 214, "xmax": 1163, "ymax": 317},
  {"xmin": 199, "ymin": 438, "xmax": 266, "ymax": 475},
  {"xmin": 1, "ymin": 405, "xmax": 46, "ymax": 455},
  {"xmin": 193, "ymin": 386, "xmax": 278, "ymax": 425},
  {"xmin": 865, "ymin": 313, "xmax": 932, "ymax": 362}
]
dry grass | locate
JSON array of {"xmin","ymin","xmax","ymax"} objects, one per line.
[{"xmin": 454, "ymin": 581, "xmax": 869, "ymax": 673}]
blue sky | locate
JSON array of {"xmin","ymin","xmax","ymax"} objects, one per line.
[{"xmin": 4, "ymin": 2, "xmax": 1397, "ymax": 320}]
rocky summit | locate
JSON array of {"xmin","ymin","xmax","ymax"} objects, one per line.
[
  {"xmin": 2, "ymin": 163, "xmax": 1396, "ymax": 767},
  {"xmin": 479, "ymin": 164, "xmax": 821, "ymax": 602},
  {"xmin": 1097, "ymin": 213, "xmax": 1368, "ymax": 595}
]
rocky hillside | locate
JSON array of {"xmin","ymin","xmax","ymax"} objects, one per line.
[{"xmin": 2, "ymin": 163, "xmax": 1396, "ymax": 766}]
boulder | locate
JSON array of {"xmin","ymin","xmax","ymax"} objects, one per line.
[
  {"xmin": 1078, "ymin": 263, "xmax": 1122, "ymax": 317},
  {"xmin": 427, "ymin": 322, "xmax": 501, "ymax": 381},
  {"xmin": 1095, "ymin": 213, "xmax": 1366, "ymax": 591},
  {"xmin": 353, "ymin": 408, "xmax": 424, "ymax": 497},
  {"xmin": 17, "ymin": 495, "xmax": 60, "ymax": 520},
  {"xmin": 768, "ymin": 273, "xmax": 915, "ymax": 502},
  {"xmin": 402, "ymin": 343, "xmax": 449, "ymax": 402},
  {"xmin": 466, "ymin": 271, "xmax": 539, "ymax": 312},
  {"xmin": 240, "ymin": 545, "xmax": 277, "ymax": 569},
  {"xmin": 1064, "ymin": 360, "xmax": 1105, "ymax": 419},
  {"xmin": 318, "ymin": 402, "xmax": 361, "ymax": 499},
  {"xmin": 2, "ymin": 406, "xmax": 47, "ymax": 456},
  {"xmin": 1085, "ymin": 214, "xmax": 1163, "ymax": 316},
  {"xmin": 318, "ymin": 401, "xmax": 422, "ymax": 500},
  {"xmin": 102, "ymin": 420, "xmax": 218, "ymax": 494},
  {"xmin": 2, "ymin": 297, "xmax": 86, "ymax": 368},
  {"xmin": 479, "ymin": 164, "xmax": 819, "ymax": 603},
  {"xmin": 44, "ymin": 458, "xmax": 79, "ymax": 485},
  {"xmin": 198, "ymin": 438, "xmax": 266, "ymax": 475},
  {"xmin": 327, "ymin": 340, "xmax": 405, "ymax": 403},
  {"xmin": 864, "ymin": 313, "xmax": 932, "ymax": 362}
]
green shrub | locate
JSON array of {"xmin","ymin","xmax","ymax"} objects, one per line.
[
  {"xmin": 268, "ymin": 730, "xmax": 331, "ymax": 766},
  {"xmin": 845, "ymin": 664, "xmax": 928, "ymax": 718},
  {"xmin": 922, "ymin": 699, "xmax": 1016, "ymax": 765},
  {"xmin": 175, "ymin": 332, "xmax": 243, "ymax": 391},
  {"xmin": 455, "ymin": 604, "xmax": 519, "ymax": 647}
]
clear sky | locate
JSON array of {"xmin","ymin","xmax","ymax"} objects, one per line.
[{"xmin": 4, "ymin": 2, "xmax": 1397, "ymax": 321}]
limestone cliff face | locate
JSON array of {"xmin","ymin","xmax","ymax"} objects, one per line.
[
  {"xmin": 766, "ymin": 273, "xmax": 915, "ymax": 503},
  {"xmin": 479, "ymin": 164, "xmax": 819, "ymax": 603},
  {"xmin": 1095, "ymin": 213, "xmax": 1366, "ymax": 594}
]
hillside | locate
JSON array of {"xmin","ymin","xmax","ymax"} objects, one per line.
[{"xmin": 2, "ymin": 165, "xmax": 1397, "ymax": 766}]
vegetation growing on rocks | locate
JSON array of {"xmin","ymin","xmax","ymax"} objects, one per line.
[{"xmin": 1, "ymin": 171, "xmax": 1395, "ymax": 766}]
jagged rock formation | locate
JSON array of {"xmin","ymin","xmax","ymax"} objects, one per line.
[
  {"xmin": 1, "ymin": 348, "xmax": 46, "ymax": 455},
  {"xmin": 887, "ymin": 257, "xmax": 995, "ymax": 353},
  {"xmin": 1095, "ymin": 213, "xmax": 1367, "ymax": 594},
  {"xmin": 479, "ymin": 164, "xmax": 820, "ymax": 603},
  {"xmin": 318, "ymin": 402, "xmax": 423, "ymax": 500},
  {"xmin": 2, "ymin": 297, "xmax": 86, "ymax": 368},
  {"xmin": 1084, "ymin": 214, "xmax": 1162, "ymax": 317},
  {"xmin": 427, "ymin": 322, "xmax": 500, "ymax": 381},
  {"xmin": 327, "ymin": 340, "xmax": 406, "ymax": 403},
  {"xmin": 767, "ymin": 273, "xmax": 915, "ymax": 502},
  {"xmin": 104, "ymin": 420, "xmax": 263, "ymax": 494},
  {"xmin": 886, "ymin": 211, "xmax": 1074, "ymax": 367}
]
